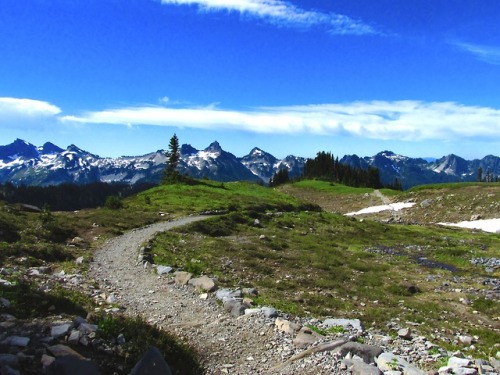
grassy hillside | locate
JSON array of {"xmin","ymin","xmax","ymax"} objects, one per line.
[
  {"xmin": 1, "ymin": 179, "xmax": 499, "ymax": 362},
  {"xmin": 147, "ymin": 180, "xmax": 499, "ymax": 357}
]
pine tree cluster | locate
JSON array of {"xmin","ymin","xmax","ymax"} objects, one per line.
[{"xmin": 302, "ymin": 151, "xmax": 382, "ymax": 189}]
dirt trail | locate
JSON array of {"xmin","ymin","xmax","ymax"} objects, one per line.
[
  {"xmin": 372, "ymin": 189, "xmax": 391, "ymax": 205},
  {"xmin": 89, "ymin": 216, "xmax": 330, "ymax": 374}
]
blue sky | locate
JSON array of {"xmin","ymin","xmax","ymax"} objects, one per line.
[{"xmin": 1, "ymin": 0, "xmax": 500, "ymax": 160}]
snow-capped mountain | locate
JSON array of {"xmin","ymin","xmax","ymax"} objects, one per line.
[
  {"xmin": 179, "ymin": 141, "xmax": 261, "ymax": 183},
  {"xmin": 238, "ymin": 147, "xmax": 306, "ymax": 184},
  {"xmin": 0, "ymin": 139, "xmax": 304, "ymax": 186},
  {"xmin": 341, "ymin": 151, "xmax": 500, "ymax": 189},
  {"xmin": 0, "ymin": 139, "xmax": 498, "ymax": 188}
]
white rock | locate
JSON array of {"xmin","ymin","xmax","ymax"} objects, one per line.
[{"xmin": 448, "ymin": 357, "xmax": 472, "ymax": 368}]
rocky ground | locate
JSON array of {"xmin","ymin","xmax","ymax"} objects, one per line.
[{"xmin": 1, "ymin": 212, "xmax": 499, "ymax": 374}]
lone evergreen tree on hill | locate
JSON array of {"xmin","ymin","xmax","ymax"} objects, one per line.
[{"xmin": 163, "ymin": 134, "xmax": 180, "ymax": 183}]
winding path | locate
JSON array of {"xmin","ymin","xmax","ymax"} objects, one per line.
[{"xmin": 88, "ymin": 216, "xmax": 330, "ymax": 374}]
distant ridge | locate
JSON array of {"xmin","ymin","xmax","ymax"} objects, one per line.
[{"xmin": 0, "ymin": 139, "xmax": 498, "ymax": 188}]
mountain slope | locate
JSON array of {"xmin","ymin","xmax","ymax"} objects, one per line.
[
  {"xmin": 341, "ymin": 151, "xmax": 500, "ymax": 189},
  {"xmin": 0, "ymin": 140, "xmax": 280, "ymax": 186},
  {"xmin": 0, "ymin": 139, "xmax": 498, "ymax": 188}
]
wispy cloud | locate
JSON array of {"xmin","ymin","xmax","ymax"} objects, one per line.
[
  {"xmin": 160, "ymin": 0, "xmax": 376, "ymax": 35},
  {"xmin": 0, "ymin": 97, "xmax": 61, "ymax": 129},
  {"xmin": 452, "ymin": 41, "xmax": 500, "ymax": 65},
  {"xmin": 62, "ymin": 100, "xmax": 500, "ymax": 142}
]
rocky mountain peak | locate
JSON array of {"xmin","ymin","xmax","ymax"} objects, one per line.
[
  {"xmin": 0, "ymin": 138, "xmax": 39, "ymax": 161},
  {"xmin": 205, "ymin": 141, "xmax": 222, "ymax": 153},
  {"xmin": 39, "ymin": 142, "xmax": 64, "ymax": 155},
  {"xmin": 180, "ymin": 144, "xmax": 198, "ymax": 156}
]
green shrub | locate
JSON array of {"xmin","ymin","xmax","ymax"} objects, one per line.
[{"xmin": 104, "ymin": 196, "xmax": 123, "ymax": 210}]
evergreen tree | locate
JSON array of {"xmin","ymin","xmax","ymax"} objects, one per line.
[
  {"xmin": 163, "ymin": 134, "xmax": 180, "ymax": 183},
  {"xmin": 269, "ymin": 168, "xmax": 290, "ymax": 187},
  {"xmin": 477, "ymin": 167, "xmax": 483, "ymax": 182}
]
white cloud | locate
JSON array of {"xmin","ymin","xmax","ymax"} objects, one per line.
[
  {"xmin": 160, "ymin": 0, "xmax": 376, "ymax": 35},
  {"xmin": 0, "ymin": 97, "xmax": 61, "ymax": 117},
  {"xmin": 452, "ymin": 41, "xmax": 500, "ymax": 65},
  {"xmin": 62, "ymin": 100, "xmax": 500, "ymax": 142},
  {"xmin": 0, "ymin": 97, "xmax": 62, "ymax": 129}
]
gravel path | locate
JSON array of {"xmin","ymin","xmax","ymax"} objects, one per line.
[{"xmin": 89, "ymin": 216, "xmax": 341, "ymax": 374}]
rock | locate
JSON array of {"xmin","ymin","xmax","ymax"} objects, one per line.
[
  {"xmin": 46, "ymin": 356, "xmax": 100, "ymax": 375},
  {"xmin": 157, "ymin": 265, "xmax": 173, "ymax": 275},
  {"xmin": 4, "ymin": 336, "xmax": 30, "ymax": 347},
  {"xmin": 130, "ymin": 346, "xmax": 172, "ymax": 375},
  {"xmin": 174, "ymin": 271, "xmax": 192, "ymax": 286},
  {"xmin": 242, "ymin": 297, "xmax": 254, "ymax": 306},
  {"xmin": 489, "ymin": 357, "xmax": 500, "ymax": 372},
  {"xmin": 448, "ymin": 357, "xmax": 473, "ymax": 368},
  {"xmin": 275, "ymin": 317, "xmax": 301, "ymax": 334},
  {"xmin": 48, "ymin": 344, "xmax": 86, "ymax": 359},
  {"xmin": 216, "ymin": 288, "xmax": 242, "ymax": 301},
  {"xmin": 458, "ymin": 335, "xmax": 473, "ymax": 346},
  {"xmin": 41, "ymin": 354, "xmax": 56, "ymax": 368},
  {"xmin": 453, "ymin": 369, "xmax": 477, "ymax": 375},
  {"xmin": 67, "ymin": 330, "xmax": 81, "ymax": 345},
  {"xmin": 0, "ymin": 297, "xmax": 11, "ymax": 307},
  {"xmin": 222, "ymin": 298, "xmax": 242, "ymax": 313},
  {"xmin": 51, "ymin": 323, "xmax": 72, "ymax": 338},
  {"xmin": 345, "ymin": 358, "xmax": 382, "ymax": 375},
  {"xmin": 230, "ymin": 303, "xmax": 246, "ymax": 317},
  {"xmin": 78, "ymin": 323, "xmax": 98, "ymax": 335},
  {"xmin": 244, "ymin": 308, "xmax": 262, "ymax": 316},
  {"xmin": 323, "ymin": 318, "xmax": 363, "ymax": 332},
  {"xmin": 188, "ymin": 275, "xmax": 217, "ymax": 293},
  {"xmin": 293, "ymin": 327, "xmax": 322, "ymax": 348},
  {"xmin": 420, "ymin": 199, "xmax": 433, "ymax": 208},
  {"xmin": 398, "ymin": 328, "xmax": 412, "ymax": 339},
  {"xmin": 376, "ymin": 352, "xmax": 426, "ymax": 375},
  {"xmin": 261, "ymin": 306, "xmax": 278, "ymax": 318},
  {"xmin": 75, "ymin": 256, "xmax": 85, "ymax": 264},
  {"xmin": 117, "ymin": 333, "xmax": 126, "ymax": 345},
  {"xmin": 0, "ymin": 354, "xmax": 18, "ymax": 368},
  {"xmin": 337, "ymin": 342, "xmax": 383, "ymax": 364},
  {"xmin": 470, "ymin": 214, "xmax": 481, "ymax": 221}
]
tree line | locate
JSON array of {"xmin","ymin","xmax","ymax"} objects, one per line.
[
  {"xmin": 271, "ymin": 151, "xmax": 385, "ymax": 189},
  {"xmin": 0, "ymin": 182, "xmax": 154, "ymax": 211}
]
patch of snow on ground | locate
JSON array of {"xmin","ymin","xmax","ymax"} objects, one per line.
[
  {"xmin": 438, "ymin": 219, "xmax": 500, "ymax": 234},
  {"xmin": 345, "ymin": 202, "xmax": 416, "ymax": 216}
]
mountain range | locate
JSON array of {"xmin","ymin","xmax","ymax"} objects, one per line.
[{"xmin": 0, "ymin": 139, "xmax": 498, "ymax": 189}]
